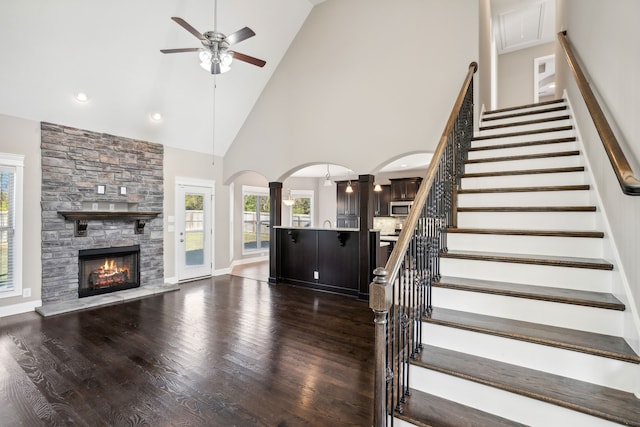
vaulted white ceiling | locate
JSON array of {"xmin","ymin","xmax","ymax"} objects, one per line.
[{"xmin": 0, "ymin": 0, "xmax": 321, "ymax": 157}]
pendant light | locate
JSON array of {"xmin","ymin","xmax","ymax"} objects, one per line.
[
  {"xmin": 323, "ymin": 164, "xmax": 332, "ymax": 187},
  {"xmin": 345, "ymin": 180, "xmax": 353, "ymax": 193},
  {"xmin": 283, "ymin": 189, "xmax": 295, "ymax": 206},
  {"xmin": 374, "ymin": 183, "xmax": 382, "ymax": 192}
]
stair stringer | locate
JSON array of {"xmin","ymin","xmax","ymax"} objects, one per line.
[{"xmin": 564, "ymin": 91, "xmax": 640, "ymax": 367}]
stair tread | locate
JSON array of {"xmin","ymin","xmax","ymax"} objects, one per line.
[
  {"xmin": 434, "ymin": 276, "xmax": 624, "ymax": 310},
  {"xmin": 484, "ymin": 99, "xmax": 565, "ymax": 115},
  {"xmin": 398, "ymin": 388, "xmax": 527, "ymax": 427},
  {"xmin": 462, "ymin": 166, "xmax": 584, "ymax": 178},
  {"xmin": 415, "ymin": 345, "xmax": 640, "ymax": 426},
  {"xmin": 466, "ymin": 150, "xmax": 580, "ymax": 164},
  {"xmin": 458, "ymin": 184, "xmax": 590, "ymax": 194},
  {"xmin": 447, "ymin": 227, "xmax": 604, "ymax": 238},
  {"xmin": 472, "ymin": 126, "xmax": 573, "ymax": 141},
  {"xmin": 424, "ymin": 307, "xmax": 640, "ymax": 363},
  {"xmin": 470, "ymin": 136, "xmax": 576, "ymax": 152},
  {"xmin": 440, "ymin": 249, "xmax": 613, "ymax": 270},
  {"xmin": 457, "ymin": 206, "xmax": 596, "ymax": 212},
  {"xmin": 479, "ymin": 115, "xmax": 570, "ymax": 131},
  {"xmin": 481, "ymin": 105, "xmax": 568, "ymax": 122}
]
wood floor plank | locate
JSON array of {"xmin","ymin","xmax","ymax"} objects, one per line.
[
  {"xmin": 415, "ymin": 345, "xmax": 640, "ymax": 427},
  {"xmin": 0, "ymin": 276, "xmax": 375, "ymax": 426}
]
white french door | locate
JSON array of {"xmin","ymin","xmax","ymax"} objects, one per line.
[{"xmin": 176, "ymin": 179, "xmax": 214, "ymax": 281}]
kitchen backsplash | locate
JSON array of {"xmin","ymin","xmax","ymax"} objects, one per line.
[{"xmin": 373, "ymin": 216, "xmax": 404, "ymax": 234}]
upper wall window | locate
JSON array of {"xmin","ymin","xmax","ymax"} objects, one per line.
[
  {"xmin": 242, "ymin": 186, "xmax": 270, "ymax": 254},
  {"xmin": 0, "ymin": 153, "xmax": 24, "ymax": 299},
  {"xmin": 290, "ymin": 190, "xmax": 314, "ymax": 228}
]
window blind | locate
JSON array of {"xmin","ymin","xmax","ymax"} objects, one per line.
[{"xmin": 0, "ymin": 166, "xmax": 15, "ymax": 293}]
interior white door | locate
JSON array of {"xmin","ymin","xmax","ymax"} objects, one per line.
[{"xmin": 176, "ymin": 183, "xmax": 213, "ymax": 281}]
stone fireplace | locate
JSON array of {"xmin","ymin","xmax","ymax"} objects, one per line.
[
  {"xmin": 78, "ymin": 245, "xmax": 140, "ymax": 298},
  {"xmin": 40, "ymin": 123, "xmax": 164, "ymax": 305}
]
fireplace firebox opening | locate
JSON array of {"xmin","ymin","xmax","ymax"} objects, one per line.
[{"xmin": 78, "ymin": 245, "xmax": 140, "ymax": 298}]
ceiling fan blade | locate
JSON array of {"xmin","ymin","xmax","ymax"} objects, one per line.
[
  {"xmin": 230, "ymin": 51, "xmax": 266, "ymax": 68},
  {"xmin": 160, "ymin": 48, "xmax": 200, "ymax": 54},
  {"xmin": 224, "ymin": 27, "xmax": 256, "ymax": 45},
  {"xmin": 171, "ymin": 17, "xmax": 207, "ymax": 41}
]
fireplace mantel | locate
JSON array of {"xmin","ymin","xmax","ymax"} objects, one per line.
[{"xmin": 59, "ymin": 211, "xmax": 160, "ymax": 236}]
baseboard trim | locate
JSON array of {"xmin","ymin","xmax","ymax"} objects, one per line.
[
  {"xmin": 164, "ymin": 276, "xmax": 178, "ymax": 285},
  {"xmin": 214, "ymin": 268, "xmax": 231, "ymax": 276},
  {"xmin": 230, "ymin": 255, "xmax": 269, "ymax": 268},
  {"xmin": 0, "ymin": 299, "xmax": 43, "ymax": 318}
]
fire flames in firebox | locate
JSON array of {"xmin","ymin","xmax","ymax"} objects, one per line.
[{"xmin": 89, "ymin": 258, "xmax": 131, "ymax": 289}]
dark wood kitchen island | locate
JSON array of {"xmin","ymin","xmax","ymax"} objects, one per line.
[{"xmin": 272, "ymin": 226, "xmax": 382, "ymax": 297}]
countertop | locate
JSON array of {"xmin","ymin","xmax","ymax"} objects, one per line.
[{"xmin": 273, "ymin": 226, "xmax": 359, "ymax": 232}]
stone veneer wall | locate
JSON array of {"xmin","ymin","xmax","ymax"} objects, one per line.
[{"xmin": 40, "ymin": 122, "xmax": 164, "ymax": 304}]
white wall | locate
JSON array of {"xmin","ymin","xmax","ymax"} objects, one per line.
[
  {"xmin": 224, "ymin": 0, "xmax": 479, "ymax": 183},
  {"xmin": 0, "ymin": 114, "xmax": 41, "ymax": 314},
  {"xmin": 556, "ymin": 0, "xmax": 640, "ymax": 350},
  {"xmin": 498, "ymin": 42, "xmax": 555, "ymax": 108},
  {"xmin": 478, "ymin": 0, "xmax": 494, "ymax": 112},
  {"xmin": 163, "ymin": 146, "xmax": 228, "ymax": 279}
]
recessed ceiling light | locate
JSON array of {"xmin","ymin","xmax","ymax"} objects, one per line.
[
  {"xmin": 74, "ymin": 92, "xmax": 89, "ymax": 103},
  {"xmin": 150, "ymin": 112, "xmax": 163, "ymax": 122}
]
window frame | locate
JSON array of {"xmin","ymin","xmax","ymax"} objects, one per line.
[{"xmin": 0, "ymin": 153, "xmax": 24, "ymax": 299}]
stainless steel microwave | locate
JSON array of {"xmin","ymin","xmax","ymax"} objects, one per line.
[{"xmin": 390, "ymin": 201, "xmax": 413, "ymax": 217}]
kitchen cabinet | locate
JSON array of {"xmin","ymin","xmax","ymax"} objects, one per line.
[
  {"xmin": 336, "ymin": 181, "xmax": 359, "ymax": 227},
  {"xmin": 373, "ymin": 184, "xmax": 391, "ymax": 217},
  {"xmin": 390, "ymin": 177, "xmax": 422, "ymax": 201}
]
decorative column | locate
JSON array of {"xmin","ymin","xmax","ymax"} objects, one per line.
[
  {"xmin": 269, "ymin": 182, "xmax": 282, "ymax": 284},
  {"xmin": 358, "ymin": 174, "xmax": 374, "ymax": 299}
]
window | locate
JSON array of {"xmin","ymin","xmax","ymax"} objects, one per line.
[
  {"xmin": 0, "ymin": 154, "xmax": 23, "ymax": 299},
  {"xmin": 290, "ymin": 190, "xmax": 314, "ymax": 228},
  {"xmin": 243, "ymin": 186, "xmax": 270, "ymax": 253}
]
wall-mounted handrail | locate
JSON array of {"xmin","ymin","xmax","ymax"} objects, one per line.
[
  {"xmin": 558, "ymin": 31, "xmax": 640, "ymax": 195},
  {"xmin": 369, "ymin": 62, "xmax": 477, "ymax": 427}
]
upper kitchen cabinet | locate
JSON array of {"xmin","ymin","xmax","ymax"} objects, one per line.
[
  {"xmin": 373, "ymin": 184, "xmax": 391, "ymax": 217},
  {"xmin": 336, "ymin": 180, "xmax": 359, "ymax": 227},
  {"xmin": 390, "ymin": 177, "xmax": 422, "ymax": 201}
]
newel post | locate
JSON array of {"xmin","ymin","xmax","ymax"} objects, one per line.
[{"xmin": 370, "ymin": 267, "xmax": 392, "ymax": 427}]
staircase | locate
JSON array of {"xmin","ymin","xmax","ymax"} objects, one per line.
[{"xmin": 395, "ymin": 99, "xmax": 640, "ymax": 426}]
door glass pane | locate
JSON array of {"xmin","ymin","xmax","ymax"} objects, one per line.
[{"xmin": 185, "ymin": 193, "xmax": 204, "ymax": 266}]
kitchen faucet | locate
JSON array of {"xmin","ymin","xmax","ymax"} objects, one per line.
[{"xmin": 323, "ymin": 219, "xmax": 332, "ymax": 229}]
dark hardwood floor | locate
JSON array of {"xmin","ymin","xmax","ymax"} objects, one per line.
[{"xmin": 0, "ymin": 275, "xmax": 375, "ymax": 426}]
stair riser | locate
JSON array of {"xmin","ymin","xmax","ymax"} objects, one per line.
[
  {"xmin": 481, "ymin": 110, "xmax": 569, "ymax": 127},
  {"xmin": 484, "ymin": 103, "xmax": 567, "ymax": 118},
  {"xmin": 446, "ymin": 233, "xmax": 603, "ymax": 258},
  {"xmin": 457, "ymin": 211, "xmax": 596, "ymax": 230},
  {"xmin": 432, "ymin": 287, "xmax": 622, "ymax": 336},
  {"xmin": 409, "ymin": 367, "xmax": 621, "ymax": 427},
  {"xmin": 458, "ymin": 190, "xmax": 592, "ymax": 207},
  {"xmin": 464, "ymin": 155, "xmax": 582, "ymax": 174},
  {"xmin": 440, "ymin": 258, "xmax": 612, "ymax": 293},
  {"xmin": 468, "ymin": 142, "xmax": 577, "ymax": 160},
  {"xmin": 471, "ymin": 129, "xmax": 574, "ymax": 148},
  {"xmin": 422, "ymin": 325, "xmax": 638, "ymax": 393},
  {"xmin": 477, "ymin": 119, "xmax": 572, "ymax": 137},
  {"xmin": 461, "ymin": 171, "xmax": 586, "ymax": 189}
]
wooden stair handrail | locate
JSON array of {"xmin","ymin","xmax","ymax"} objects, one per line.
[{"xmin": 558, "ymin": 31, "xmax": 640, "ymax": 195}]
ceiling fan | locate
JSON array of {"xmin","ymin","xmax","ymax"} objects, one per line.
[{"xmin": 160, "ymin": 1, "xmax": 266, "ymax": 74}]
